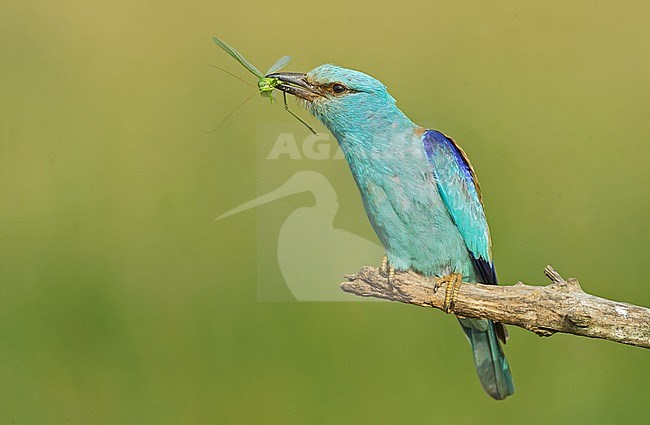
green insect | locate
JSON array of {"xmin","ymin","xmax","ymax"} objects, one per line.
[{"xmin": 212, "ymin": 36, "xmax": 316, "ymax": 134}]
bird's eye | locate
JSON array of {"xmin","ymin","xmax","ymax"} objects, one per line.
[{"xmin": 332, "ymin": 83, "xmax": 347, "ymax": 94}]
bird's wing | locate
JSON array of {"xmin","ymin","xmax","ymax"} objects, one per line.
[{"xmin": 422, "ymin": 129, "xmax": 496, "ymax": 285}]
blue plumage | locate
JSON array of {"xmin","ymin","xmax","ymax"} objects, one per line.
[
  {"xmin": 269, "ymin": 64, "xmax": 515, "ymax": 399},
  {"xmin": 423, "ymin": 130, "xmax": 513, "ymax": 399},
  {"xmin": 422, "ymin": 130, "xmax": 499, "ymax": 284},
  {"xmin": 422, "ymin": 130, "xmax": 491, "ymax": 265}
]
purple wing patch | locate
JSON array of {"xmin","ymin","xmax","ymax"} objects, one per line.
[{"xmin": 422, "ymin": 130, "xmax": 497, "ymax": 285}]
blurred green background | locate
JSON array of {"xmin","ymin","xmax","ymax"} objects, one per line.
[{"xmin": 1, "ymin": 0, "xmax": 649, "ymax": 423}]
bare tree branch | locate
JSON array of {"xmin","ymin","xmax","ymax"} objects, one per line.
[{"xmin": 340, "ymin": 265, "xmax": 650, "ymax": 349}]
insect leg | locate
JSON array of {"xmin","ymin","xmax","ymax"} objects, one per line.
[{"xmin": 283, "ymin": 91, "xmax": 317, "ymax": 135}]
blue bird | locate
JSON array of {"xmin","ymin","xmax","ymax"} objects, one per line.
[{"xmin": 268, "ymin": 65, "xmax": 515, "ymax": 400}]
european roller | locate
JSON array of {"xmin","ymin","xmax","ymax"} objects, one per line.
[{"xmin": 268, "ymin": 65, "xmax": 515, "ymax": 400}]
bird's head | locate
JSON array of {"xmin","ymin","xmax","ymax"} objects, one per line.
[{"xmin": 268, "ymin": 64, "xmax": 410, "ymax": 137}]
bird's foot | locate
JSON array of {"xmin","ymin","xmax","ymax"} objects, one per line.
[
  {"xmin": 379, "ymin": 255, "xmax": 395, "ymax": 283},
  {"xmin": 379, "ymin": 255, "xmax": 388, "ymax": 274},
  {"xmin": 434, "ymin": 273, "xmax": 463, "ymax": 314}
]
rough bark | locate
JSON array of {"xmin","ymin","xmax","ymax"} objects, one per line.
[{"xmin": 340, "ymin": 266, "xmax": 650, "ymax": 349}]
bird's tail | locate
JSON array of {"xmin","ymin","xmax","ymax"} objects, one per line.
[{"xmin": 458, "ymin": 318, "xmax": 515, "ymax": 400}]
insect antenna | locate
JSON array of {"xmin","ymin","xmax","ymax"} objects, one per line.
[
  {"xmin": 202, "ymin": 93, "xmax": 257, "ymax": 133},
  {"xmin": 206, "ymin": 64, "xmax": 255, "ymax": 87},
  {"xmin": 282, "ymin": 91, "xmax": 317, "ymax": 135}
]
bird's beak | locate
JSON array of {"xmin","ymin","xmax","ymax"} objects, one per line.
[{"xmin": 266, "ymin": 72, "xmax": 322, "ymax": 101}]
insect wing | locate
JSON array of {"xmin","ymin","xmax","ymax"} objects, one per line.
[
  {"xmin": 266, "ymin": 55, "xmax": 292, "ymax": 75},
  {"xmin": 212, "ymin": 36, "xmax": 264, "ymax": 78}
]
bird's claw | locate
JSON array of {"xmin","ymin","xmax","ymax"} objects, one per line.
[
  {"xmin": 434, "ymin": 273, "xmax": 463, "ymax": 314},
  {"xmin": 379, "ymin": 255, "xmax": 395, "ymax": 283},
  {"xmin": 379, "ymin": 255, "xmax": 388, "ymax": 275}
]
